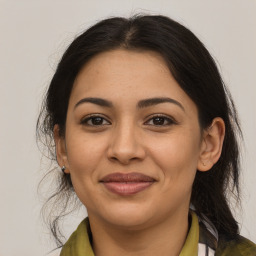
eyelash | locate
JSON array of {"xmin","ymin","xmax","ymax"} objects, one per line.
[
  {"xmin": 146, "ymin": 115, "xmax": 177, "ymax": 126},
  {"xmin": 80, "ymin": 114, "xmax": 177, "ymax": 127},
  {"xmin": 81, "ymin": 115, "xmax": 111, "ymax": 126}
]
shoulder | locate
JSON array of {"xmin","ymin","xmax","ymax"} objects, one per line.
[{"xmin": 216, "ymin": 235, "xmax": 256, "ymax": 256}]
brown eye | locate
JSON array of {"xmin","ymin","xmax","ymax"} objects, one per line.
[
  {"xmin": 152, "ymin": 117, "xmax": 165, "ymax": 125},
  {"xmin": 81, "ymin": 115, "xmax": 111, "ymax": 126},
  {"xmin": 145, "ymin": 115, "xmax": 176, "ymax": 126},
  {"xmin": 90, "ymin": 117, "xmax": 104, "ymax": 125}
]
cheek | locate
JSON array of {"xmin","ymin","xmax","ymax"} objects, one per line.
[
  {"xmin": 150, "ymin": 131, "xmax": 200, "ymax": 185},
  {"xmin": 65, "ymin": 134, "xmax": 108, "ymax": 207},
  {"xmin": 66, "ymin": 133, "xmax": 106, "ymax": 179}
]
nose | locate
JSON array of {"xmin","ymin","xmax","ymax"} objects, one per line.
[{"xmin": 107, "ymin": 122, "xmax": 146, "ymax": 165}]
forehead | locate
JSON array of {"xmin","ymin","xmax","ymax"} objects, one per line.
[
  {"xmin": 70, "ymin": 49, "xmax": 197, "ymax": 114},
  {"xmin": 74, "ymin": 49, "xmax": 170, "ymax": 90}
]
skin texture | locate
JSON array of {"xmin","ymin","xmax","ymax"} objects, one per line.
[{"xmin": 54, "ymin": 49, "xmax": 225, "ymax": 256}]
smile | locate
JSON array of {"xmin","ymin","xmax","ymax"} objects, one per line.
[{"xmin": 100, "ymin": 172, "xmax": 156, "ymax": 196}]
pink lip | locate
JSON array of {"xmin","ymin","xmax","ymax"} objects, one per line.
[{"xmin": 100, "ymin": 172, "xmax": 156, "ymax": 196}]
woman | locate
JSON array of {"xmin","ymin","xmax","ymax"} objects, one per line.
[{"xmin": 37, "ymin": 15, "xmax": 256, "ymax": 255}]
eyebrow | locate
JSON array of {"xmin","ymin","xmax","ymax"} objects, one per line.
[
  {"xmin": 74, "ymin": 97, "xmax": 185, "ymax": 111},
  {"xmin": 75, "ymin": 97, "xmax": 114, "ymax": 109},
  {"xmin": 137, "ymin": 97, "xmax": 185, "ymax": 111}
]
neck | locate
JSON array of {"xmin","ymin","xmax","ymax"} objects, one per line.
[{"xmin": 89, "ymin": 210, "xmax": 190, "ymax": 256}]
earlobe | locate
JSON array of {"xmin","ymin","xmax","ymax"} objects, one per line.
[
  {"xmin": 53, "ymin": 124, "xmax": 70, "ymax": 173},
  {"xmin": 197, "ymin": 117, "xmax": 225, "ymax": 172}
]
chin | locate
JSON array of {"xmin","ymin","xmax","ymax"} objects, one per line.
[{"xmin": 100, "ymin": 204, "xmax": 156, "ymax": 230}]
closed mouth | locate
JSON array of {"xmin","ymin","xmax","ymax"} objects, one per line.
[
  {"xmin": 100, "ymin": 172, "xmax": 156, "ymax": 195},
  {"xmin": 100, "ymin": 172, "xmax": 156, "ymax": 183}
]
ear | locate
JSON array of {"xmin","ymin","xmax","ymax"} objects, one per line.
[
  {"xmin": 53, "ymin": 124, "xmax": 70, "ymax": 174},
  {"xmin": 197, "ymin": 117, "xmax": 225, "ymax": 172}
]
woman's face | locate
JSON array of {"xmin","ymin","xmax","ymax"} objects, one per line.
[{"xmin": 57, "ymin": 49, "xmax": 206, "ymax": 229}]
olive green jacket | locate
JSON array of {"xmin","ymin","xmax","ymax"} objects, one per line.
[
  {"xmin": 60, "ymin": 213, "xmax": 256, "ymax": 256},
  {"xmin": 216, "ymin": 235, "xmax": 256, "ymax": 256}
]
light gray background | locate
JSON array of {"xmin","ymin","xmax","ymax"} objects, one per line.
[{"xmin": 0, "ymin": 1, "xmax": 255, "ymax": 255}]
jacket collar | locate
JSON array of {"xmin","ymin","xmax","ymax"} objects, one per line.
[{"xmin": 60, "ymin": 211, "xmax": 217, "ymax": 256}]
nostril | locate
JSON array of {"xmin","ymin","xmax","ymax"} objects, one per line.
[
  {"xmin": 108, "ymin": 155, "xmax": 142, "ymax": 166},
  {"xmin": 110, "ymin": 156, "xmax": 118, "ymax": 161}
]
